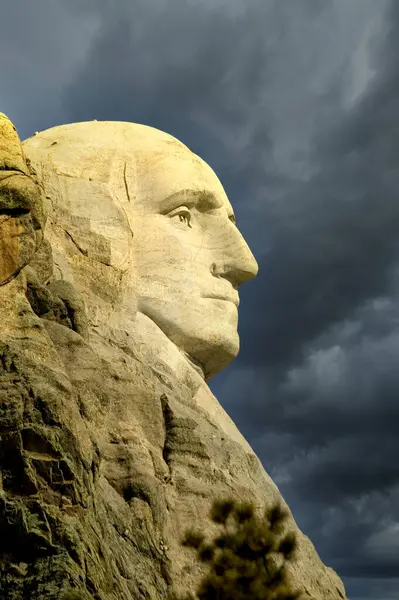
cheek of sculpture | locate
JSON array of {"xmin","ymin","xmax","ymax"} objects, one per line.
[
  {"xmin": 131, "ymin": 213, "xmax": 240, "ymax": 378},
  {"xmin": 131, "ymin": 214, "xmax": 205, "ymax": 312}
]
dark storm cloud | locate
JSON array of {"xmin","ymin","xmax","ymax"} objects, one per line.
[
  {"xmin": 2, "ymin": 1, "xmax": 398, "ymax": 598},
  {"xmin": 239, "ymin": 7, "xmax": 399, "ymax": 372},
  {"xmin": 62, "ymin": 0, "xmax": 384, "ymax": 202},
  {"xmin": 63, "ymin": 0, "xmax": 277, "ymax": 172},
  {"xmin": 0, "ymin": 1, "xmax": 100, "ymax": 138}
]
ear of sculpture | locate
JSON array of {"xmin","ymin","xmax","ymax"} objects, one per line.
[{"xmin": 0, "ymin": 113, "xmax": 47, "ymax": 286}]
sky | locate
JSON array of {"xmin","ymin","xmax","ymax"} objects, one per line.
[{"xmin": 1, "ymin": 1, "xmax": 398, "ymax": 598}]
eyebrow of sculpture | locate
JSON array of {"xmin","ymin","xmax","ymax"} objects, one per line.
[
  {"xmin": 161, "ymin": 188, "xmax": 237, "ymax": 225},
  {"xmin": 161, "ymin": 189, "xmax": 224, "ymax": 211}
]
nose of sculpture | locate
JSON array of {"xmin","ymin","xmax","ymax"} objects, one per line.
[{"xmin": 212, "ymin": 225, "xmax": 259, "ymax": 291}]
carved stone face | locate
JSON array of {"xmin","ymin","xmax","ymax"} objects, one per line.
[
  {"xmin": 21, "ymin": 121, "xmax": 258, "ymax": 380},
  {"xmin": 129, "ymin": 145, "xmax": 258, "ymax": 379}
]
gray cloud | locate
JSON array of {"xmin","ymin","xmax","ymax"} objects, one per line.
[{"xmin": 0, "ymin": 1, "xmax": 100, "ymax": 136}]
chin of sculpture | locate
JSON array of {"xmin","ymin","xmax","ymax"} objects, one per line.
[
  {"xmin": 168, "ymin": 327, "xmax": 239, "ymax": 381},
  {"xmin": 138, "ymin": 301, "xmax": 239, "ymax": 380}
]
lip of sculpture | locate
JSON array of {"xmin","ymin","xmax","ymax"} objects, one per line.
[{"xmin": 205, "ymin": 293, "xmax": 240, "ymax": 307}]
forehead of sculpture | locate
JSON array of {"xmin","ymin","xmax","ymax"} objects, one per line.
[{"xmin": 132, "ymin": 148, "xmax": 233, "ymax": 216}]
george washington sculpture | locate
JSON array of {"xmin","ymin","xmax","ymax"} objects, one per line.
[{"xmin": 0, "ymin": 114, "xmax": 346, "ymax": 600}]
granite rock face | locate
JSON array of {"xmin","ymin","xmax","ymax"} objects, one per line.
[
  {"xmin": 0, "ymin": 116, "xmax": 347, "ymax": 600},
  {"xmin": 0, "ymin": 114, "xmax": 45, "ymax": 286}
]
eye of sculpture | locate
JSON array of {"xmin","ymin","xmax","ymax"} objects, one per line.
[{"xmin": 169, "ymin": 206, "xmax": 192, "ymax": 228}]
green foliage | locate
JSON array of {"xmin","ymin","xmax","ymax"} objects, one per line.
[{"xmin": 169, "ymin": 497, "xmax": 305, "ymax": 600}]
